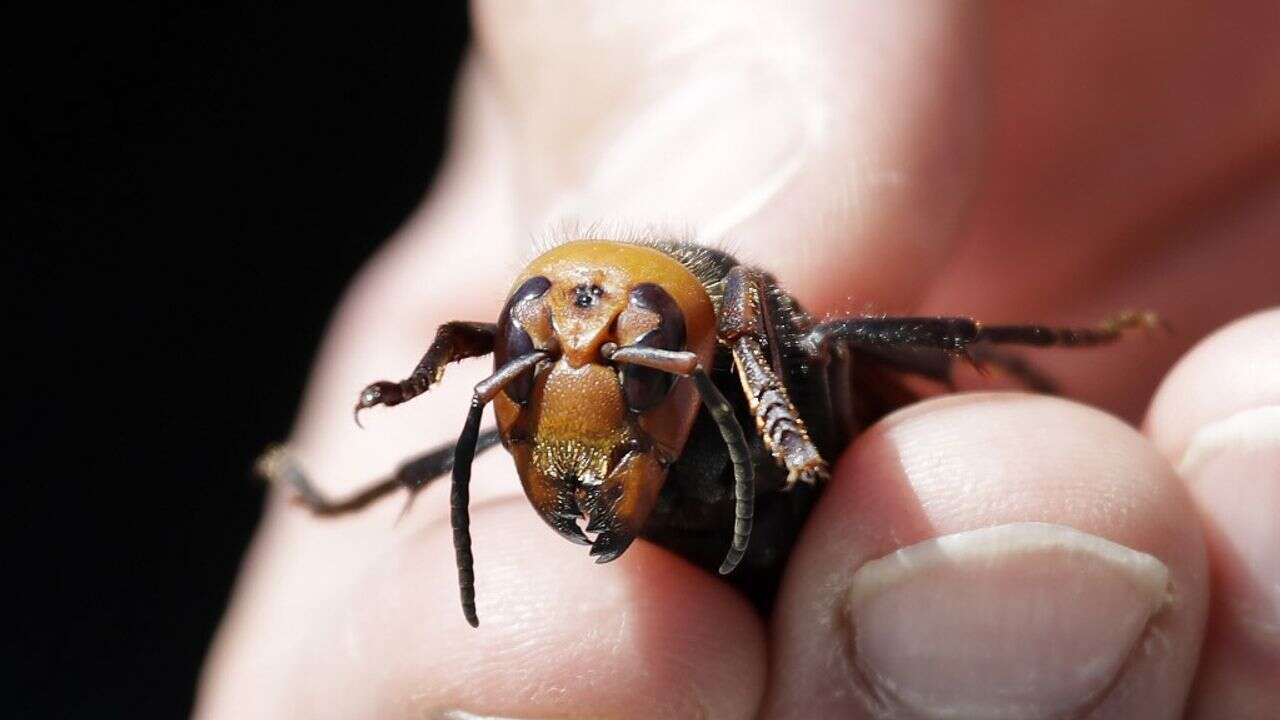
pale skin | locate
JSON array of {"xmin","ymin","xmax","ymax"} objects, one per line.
[{"xmin": 197, "ymin": 3, "xmax": 1280, "ymax": 718}]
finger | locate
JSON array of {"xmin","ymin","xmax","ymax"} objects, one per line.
[
  {"xmin": 923, "ymin": 168, "xmax": 1280, "ymax": 422},
  {"xmin": 764, "ymin": 394, "xmax": 1207, "ymax": 719},
  {"xmin": 916, "ymin": 0, "xmax": 1280, "ymax": 420},
  {"xmin": 201, "ymin": 498, "xmax": 766, "ymax": 719},
  {"xmin": 471, "ymin": 1, "xmax": 988, "ymax": 311},
  {"xmin": 1146, "ymin": 308, "xmax": 1280, "ymax": 719},
  {"xmin": 279, "ymin": 64, "xmax": 530, "ymax": 514}
]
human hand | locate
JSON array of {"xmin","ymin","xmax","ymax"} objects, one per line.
[{"xmin": 196, "ymin": 3, "xmax": 1280, "ymax": 718}]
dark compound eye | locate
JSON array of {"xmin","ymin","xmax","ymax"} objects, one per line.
[
  {"xmin": 620, "ymin": 283, "xmax": 687, "ymax": 413},
  {"xmin": 494, "ymin": 275, "xmax": 551, "ymax": 404}
]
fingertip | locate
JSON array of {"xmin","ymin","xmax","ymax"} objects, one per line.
[
  {"xmin": 293, "ymin": 498, "xmax": 767, "ymax": 720},
  {"xmin": 1145, "ymin": 307, "xmax": 1280, "ymax": 719},
  {"xmin": 1146, "ymin": 307, "xmax": 1280, "ymax": 461},
  {"xmin": 766, "ymin": 393, "xmax": 1207, "ymax": 720}
]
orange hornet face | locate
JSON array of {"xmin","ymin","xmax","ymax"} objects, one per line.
[{"xmin": 490, "ymin": 241, "xmax": 718, "ymax": 561}]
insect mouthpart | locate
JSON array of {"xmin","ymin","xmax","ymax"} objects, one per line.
[
  {"xmin": 542, "ymin": 464, "xmax": 634, "ymax": 562},
  {"xmin": 566, "ymin": 472, "xmax": 611, "ymax": 542}
]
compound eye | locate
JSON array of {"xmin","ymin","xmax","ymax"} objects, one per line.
[
  {"xmin": 494, "ymin": 275, "xmax": 551, "ymax": 404},
  {"xmin": 620, "ymin": 283, "xmax": 687, "ymax": 413}
]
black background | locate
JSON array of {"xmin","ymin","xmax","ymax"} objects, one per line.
[{"xmin": 8, "ymin": 5, "xmax": 469, "ymax": 716}]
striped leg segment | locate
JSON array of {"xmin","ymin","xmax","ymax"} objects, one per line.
[
  {"xmin": 731, "ymin": 336, "xmax": 828, "ymax": 485},
  {"xmin": 719, "ymin": 266, "xmax": 829, "ymax": 487}
]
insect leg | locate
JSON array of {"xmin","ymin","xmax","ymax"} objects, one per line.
[
  {"xmin": 966, "ymin": 345, "xmax": 1058, "ymax": 392},
  {"xmin": 840, "ymin": 341, "xmax": 1059, "ymax": 393},
  {"xmin": 809, "ymin": 311, "xmax": 1160, "ymax": 362},
  {"xmin": 826, "ymin": 342, "xmax": 857, "ymax": 442},
  {"xmin": 255, "ymin": 430, "xmax": 503, "ymax": 515},
  {"xmin": 719, "ymin": 266, "xmax": 829, "ymax": 487},
  {"xmin": 354, "ymin": 321, "xmax": 497, "ymax": 425}
]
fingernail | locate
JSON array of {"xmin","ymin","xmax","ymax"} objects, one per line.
[
  {"xmin": 845, "ymin": 522, "xmax": 1171, "ymax": 720},
  {"xmin": 1179, "ymin": 405, "xmax": 1280, "ymax": 650}
]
